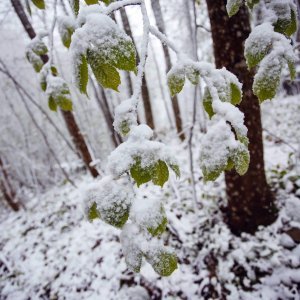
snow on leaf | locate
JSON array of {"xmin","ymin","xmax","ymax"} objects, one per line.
[
  {"xmin": 113, "ymin": 100, "xmax": 138, "ymax": 137},
  {"xmin": 85, "ymin": 176, "xmax": 134, "ymax": 228},
  {"xmin": 167, "ymin": 66, "xmax": 185, "ymax": 96},
  {"xmin": 152, "ymin": 160, "xmax": 169, "ymax": 188},
  {"xmin": 245, "ymin": 23, "xmax": 273, "ymax": 69},
  {"xmin": 246, "ymin": 0, "xmax": 259, "ymax": 9},
  {"xmin": 146, "ymin": 247, "xmax": 178, "ymax": 277},
  {"xmin": 70, "ymin": 12, "xmax": 136, "ymax": 92},
  {"xmin": 130, "ymin": 198, "xmax": 168, "ymax": 237},
  {"xmin": 200, "ymin": 119, "xmax": 249, "ymax": 181},
  {"xmin": 253, "ymin": 54, "xmax": 283, "ymax": 103},
  {"xmin": 87, "ymin": 49, "xmax": 121, "ymax": 91},
  {"xmin": 226, "ymin": 0, "xmax": 243, "ymax": 17},
  {"xmin": 69, "ymin": 0, "xmax": 79, "ymax": 16},
  {"xmin": 58, "ymin": 16, "xmax": 76, "ymax": 49},
  {"xmin": 120, "ymin": 224, "xmax": 143, "ymax": 272}
]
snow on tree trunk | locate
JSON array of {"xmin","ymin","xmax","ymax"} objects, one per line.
[{"xmin": 206, "ymin": 0, "xmax": 277, "ymax": 235}]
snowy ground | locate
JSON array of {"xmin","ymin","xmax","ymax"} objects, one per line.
[{"xmin": 1, "ymin": 95, "xmax": 300, "ymax": 300}]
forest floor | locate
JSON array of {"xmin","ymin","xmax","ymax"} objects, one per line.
[{"xmin": 1, "ymin": 95, "xmax": 300, "ymax": 300}]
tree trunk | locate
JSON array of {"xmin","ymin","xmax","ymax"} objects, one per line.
[
  {"xmin": 0, "ymin": 157, "xmax": 20, "ymax": 211},
  {"xmin": 11, "ymin": 0, "xmax": 99, "ymax": 178},
  {"xmin": 150, "ymin": 0, "xmax": 185, "ymax": 140},
  {"xmin": 206, "ymin": 0, "xmax": 276, "ymax": 235},
  {"xmin": 119, "ymin": 8, "xmax": 155, "ymax": 129}
]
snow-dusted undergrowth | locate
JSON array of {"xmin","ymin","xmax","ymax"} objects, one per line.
[{"xmin": 0, "ymin": 95, "xmax": 300, "ymax": 299}]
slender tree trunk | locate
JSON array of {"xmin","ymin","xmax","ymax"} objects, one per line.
[
  {"xmin": 0, "ymin": 157, "xmax": 20, "ymax": 211},
  {"xmin": 150, "ymin": 0, "xmax": 185, "ymax": 140},
  {"xmin": 11, "ymin": 0, "xmax": 99, "ymax": 178},
  {"xmin": 206, "ymin": 0, "xmax": 276, "ymax": 235},
  {"xmin": 119, "ymin": 8, "xmax": 155, "ymax": 129}
]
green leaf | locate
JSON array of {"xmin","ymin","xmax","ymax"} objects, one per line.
[
  {"xmin": 186, "ymin": 67, "xmax": 200, "ymax": 85},
  {"xmin": 119, "ymin": 120, "xmax": 131, "ymax": 136},
  {"xmin": 253, "ymin": 59, "xmax": 282, "ymax": 102},
  {"xmin": 51, "ymin": 66, "xmax": 58, "ymax": 76},
  {"xmin": 202, "ymin": 87, "xmax": 214, "ymax": 119},
  {"xmin": 103, "ymin": 206, "xmax": 129, "ymax": 228},
  {"xmin": 233, "ymin": 148, "xmax": 250, "ymax": 176},
  {"xmin": 61, "ymin": 28, "xmax": 74, "ymax": 49},
  {"xmin": 167, "ymin": 69, "xmax": 185, "ymax": 96},
  {"xmin": 88, "ymin": 202, "xmax": 101, "ymax": 221},
  {"xmin": 287, "ymin": 59, "xmax": 296, "ymax": 81},
  {"xmin": 245, "ymin": 47, "xmax": 271, "ymax": 69},
  {"xmin": 285, "ymin": 8, "xmax": 298, "ymax": 37},
  {"xmin": 230, "ymin": 83, "xmax": 242, "ymax": 105},
  {"xmin": 110, "ymin": 39, "xmax": 137, "ymax": 72},
  {"xmin": 226, "ymin": 0, "xmax": 243, "ymax": 17},
  {"xmin": 225, "ymin": 158, "xmax": 235, "ymax": 171},
  {"xmin": 32, "ymin": 40, "xmax": 48, "ymax": 56},
  {"xmin": 85, "ymin": 0, "xmax": 99, "ymax": 4},
  {"xmin": 246, "ymin": 0, "xmax": 259, "ymax": 9},
  {"xmin": 70, "ymin": 0, "xmax": 79, "ymax": 16},
  {"xmin": 87, "ymin": 50, "xmax": 120, "ymax": 91},
  {"xmin": 56, "ymin": 96, "xmax": 73, "ymax": 111},
  {"xmin": 169, "ymin": 164, "xmax": 180, "ymax": 178},
  {"xmin": 75, "ymin": 55, "xmax": 89, "ymax": 95},
  {"xmin": 202, "ymin": 167, "xmax": 223, "ymax": 182},
  {"xmin": 40, "ymin": 74, "xmax": 47, "ymax": 91},
  {"xmin": 48, "ymin": 96, "xmax": 57, "ymax": 112},
  {"xmin": 31, "ymin": 0, "xmax": 45, "ymax": 9},
  {"xmin": 104, "ymin": 0, "xmax": 112, "ymax": 4},
  {"xmin": 152, "ymin": 160, "xmax": 169, "ymax": 188},
  {"xmin": 130, "ymin": 159, "xmax": 153, "ymax": 187},
  {"xmin": 26, "ymin": 51, "xmax": 43, "ymax": 72},
  {"xmin": 147, "ymin": 250, "xmax": 177, "ymax": 277},
  {"xmin": 148, "ymin": 215, "xmax": 168, "ymax": 237}
]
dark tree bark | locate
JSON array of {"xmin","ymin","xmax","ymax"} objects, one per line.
[
  {"xmin": 0, "ymin": 157, "xmax": 20, "ymax": 211},
  {"xmin": 150, "ymin": 0, "xmax": 185, "ymax": 141},
  {"xmin": 206, "ymin": 0, "xmax": 276, "ymax": 235},
  {"xmin": 119, "ymin": 8, "xmax": 155, "ymax": 129},
  {"xmin": 11, "ymin": 0, "xmax": 99, "ymax": 178}
]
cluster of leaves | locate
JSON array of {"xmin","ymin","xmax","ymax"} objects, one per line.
[
  {"xmin": 227, "ymin": 0, "xmax": 298, "ymax": 102},
  {"xmin": 26, "ymin": 36, "xmax": 47, "ymax": 72},
  {"xmin": 85, "ymin": 174, "xmax": 178, "ymax": 276},
  {"xmin": 68, "ymin": 9, "xmax": 136, "ymax": 94},
  {"xmin": 167, "ymin": 61, "xmax": 249, "ymax": 181},
  {"xmin": 26, "ymin": 36, "xmax": 73, "ymax": 112}
]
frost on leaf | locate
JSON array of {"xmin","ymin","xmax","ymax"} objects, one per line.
[
  {"xmin": 130, "ymin": 198, "xmax": 168, "ymax": 237},
  {"xmin": 145, "ymin": 246, "xmax": 178, "ymax": 277},
  {"xmin": 108, "ymin": 125, "xmax": 179, "ymax": 187},
  {"xmin": 58, "ymin": 16, "xmax": 76, "ymax": 49},
  {"xmin": 85, "ymin": 176, "xmax": 134, "ymax": 228},
  {"xmin": 245, "ymin": 22, "xmax": 297, "ymax": 102},
  {"xmin": 69, "ymin": 0, "xmax": 79, "ymax": 16},
  {"xmin": 246, "ymin": 0, "xmax": 259, "ymax": 9},
  {"xmin": 226, "ymin": 0, "xmax": 243, "ymax": 17},
  {"xmin": 269, "ymin": 1, "xmax": 298, "ymax": 36},
  {"xmin": 70, "ymin": 11, "xmax": 136, "ymax": 93},
  {"xmin": 200, "ymin": 119, "xmax": 249, "ymax": 181}
]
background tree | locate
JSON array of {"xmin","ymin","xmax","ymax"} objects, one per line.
[{"xmin": 206, "ymin": 0, "xmax": 276, "ymax": 234}]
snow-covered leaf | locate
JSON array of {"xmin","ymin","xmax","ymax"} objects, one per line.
[
  {"xmin": 167, "ymin": 67, "xmax": 185, "ymax": 96},
  {"xmin": 226, "ymin": 0, "xmax": 243, "ymax": 17},
  {"xmin": 146, "ymin": 249, "xmax": 177, "ymax": 277}
]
